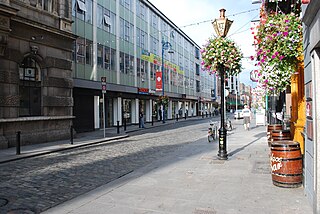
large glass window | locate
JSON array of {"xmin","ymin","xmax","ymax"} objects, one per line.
[
  {"xmin": 19, "ymin": 57, "xmax": 42, "ymax": 116},
  {"xmin": 104, "ymin": 46, "xmax": 110, "ymax": 70},
  {"xmin": 137, "ymin": 1, "xmax": 146, "ymax": 19},
  {"xmin": 97, "ymin": 44, "xmax": 103, "ymax": 68},
  {"xmin": 75, "ymin": 0, "xmax": 86, "ymax": 20},
  {"xmin": 85, "ymin": 0, "xmax": 93, "ymax": 24},
  {"xmin": 110, "ymin": 48, "xmax": 116, "ymax": 71},
  {"xmin": 76, "ymin": 37, "xmax": 85, "ymax": 64},
  {"xmin": 97, "ymin": 4, "xmax": 103, "ymax": 29},
  {"xmin": 85, "ymin": 39, "xmax": 92, "ymax": 65},
  {"xmin": 120, "ymin": 52, "xmax": 125, "ymax": 73}
]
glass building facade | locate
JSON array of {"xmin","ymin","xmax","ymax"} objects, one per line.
[{"xmin": 71, "ymin": 0, "xmax": 216, "ymax": 131}]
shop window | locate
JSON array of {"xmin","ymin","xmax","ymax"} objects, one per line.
[{"xmin": 19, "ymin": 57, "xmax": 42, "ymax": 116}]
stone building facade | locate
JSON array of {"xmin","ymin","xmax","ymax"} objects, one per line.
[{"xmin": 0, "ymin": 0, "xmax": 76, "ymax": 148}]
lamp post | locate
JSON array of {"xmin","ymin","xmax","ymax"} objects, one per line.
[
  {"xmin": 161, "ymin": 40, "xmax": 174, "ymax": 123},
  {"xmin": 212, "ymin": 9, "xmax": 233, "ymax": 160}
]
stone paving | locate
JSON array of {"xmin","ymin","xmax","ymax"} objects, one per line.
[{"xmin": 0, "ymin": 119, "xmax": 210, "ymax": 214}]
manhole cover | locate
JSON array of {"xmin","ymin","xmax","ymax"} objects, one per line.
[
  {"xmin": 7, "ymin": 209, "xmax": 35, "ymax": 214},
  {"xmin": 194, "ymin": 208, "xmax": 217, "ymax": 214},
  {"xmin": 0, "ymin": 198, "xmax": 8, "ymax": 207}
]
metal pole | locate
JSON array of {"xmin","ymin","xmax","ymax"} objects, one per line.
[
  {"xmin": 70, "ymin": 125, "xmax": 73, "ymax": 145},
  {"xmin": 218, "ymin": 66, "xmax": 228, "ymax": 160},
  {"xmin": 161, "ymin": 42, "xmax": 165, "ymax": 124},
  {"xmin": 16, "ymin": 131, "xmax": 21, "ymax": 155},
  {"xmin": 117, "ymin": 121, "xmax": 120, "ymax": 134},
  {"xmin": 103, "ymin": 93, "xmax": 105, "ymax": 138}
]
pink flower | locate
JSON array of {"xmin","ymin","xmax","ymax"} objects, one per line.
[
  {"xmin": 279, "ymin": 55, "xmax": 284, "ymax": 60},
  {"xmin": 283, "ymin": 32, "xmax": 289, "ymax": 36}
]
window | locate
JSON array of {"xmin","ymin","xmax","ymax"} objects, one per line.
[
  {"xmin": 196, "ymin": 80, "xmax": 201, "ymax": 92},
  {"xmin": 97, "ymin": 44, "xmax": 103, "ymax": 68},
  {"xmin": 19, "ymin": 57, "xmax": 42, "ymax": 116},
  {"xmin": 76, "ymin": 37, "xmax": 85, "ymax": 64},
  {"xmin": 104, "ymin": 46, "xmax": 110, "ymax": 70},
  {"xmin": 137, "ymin": 2, "xmax": 146, "ymax": 19},
  {"xmin": 35, "ymin": 0, "xmax": 53, "ymax": 12},
  {"xmin": 110, "ymin": 48, "xmax": 116, "ymax": 71},
  {"xmin": 151, "ymin": 13, "xmax": 158, "ymax": 28},
  {"xmin": 97, "ymin": 4, "xmax": 103, "ymax": 28},
  {"xmin": 195, "ymin": 47, "xmax": 200, "ymax": 59},
  {"xmin": 85, "ymin": 0, "xmax": 93, "ymax": 24},
  {"xmin": 120, "ymin": 52, "xmax": 125, "ymax": 73},
  {"xmin": 196, "ymin": 64, "xmax": 200, "ymax": 76},
  {"xmin": 75, "ymin": 0, "xmax": 86, "ymax": 20},
  {"xmin": 85, "ymin": 40, "xmax": 92, "ymax": 65}
]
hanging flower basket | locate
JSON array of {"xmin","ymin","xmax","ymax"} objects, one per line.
[
  {"xmin": 157, "ymin": 95, "xmax": 169, "ymax": 106},
  {"xmin": 201, "ymin": 37, "xmax": 243, "ymax": 76},
  {"xmin": 253, "ymin": 12, "xmax": 303, "ymax": 93}
]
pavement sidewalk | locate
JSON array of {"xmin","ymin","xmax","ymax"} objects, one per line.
[{"xmin": 42, "ymin": 120, "xmax": 313, "ymax": 214}]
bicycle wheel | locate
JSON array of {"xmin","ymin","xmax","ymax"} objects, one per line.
[
  {"xmin": 225, "ymin": 122, "xmax": 232, "ymax": 131},
  {"xmin": 208, "ymin": 134, "xmax": 214, "ymax": 143},
  {"xmin": 213, "ymin": 128, "xmax": 218, "ymax": 140}
]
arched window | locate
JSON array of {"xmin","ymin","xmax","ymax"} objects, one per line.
[{"xmin": 19, "ymin": 56, "xmax": 42, "ymax": 116}]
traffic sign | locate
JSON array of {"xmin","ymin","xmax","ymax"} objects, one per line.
[{"xmin": 101, "ymin": 77, "xmax": 106, "ymax": 93}]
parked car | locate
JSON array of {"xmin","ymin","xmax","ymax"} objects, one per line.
[{"xmin": 234, "ymin": 110, "xmax": 244, "ymax": 119}]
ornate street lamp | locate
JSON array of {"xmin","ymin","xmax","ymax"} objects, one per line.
[
  {"xmin": 161, "ymin": 40, "xmax": 174, "ymax": 123},
  {"xmin": 212, "ymin": 9, "xmax": 233, "ymax": 160}
]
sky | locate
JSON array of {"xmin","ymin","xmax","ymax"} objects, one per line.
[{"xmin": 149, "ymin": 0, "xmax": 260, "ymax": 87}]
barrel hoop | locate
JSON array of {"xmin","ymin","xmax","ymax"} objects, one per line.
[
  {"xmin": 273, "ymin": 180, "xmax": 302, "ymax": 185},
  {"xmin": 271, "ymin": 148, "xmax": 300, "ymax": 152},
  {"xmin": 271, "ymin": 144, "xmax": 299, "ymax": 148},
  {"xmin": 272, "ymin": 172, "xmax": 302, "ymax": 177},
  {"xmin": 280, "ymin": 157, "xmax": 302, "ymax": 162}
]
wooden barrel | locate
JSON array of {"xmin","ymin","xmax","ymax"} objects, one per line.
[
  {"xmin": 267, "ymin": 124, "xmax": 283, "ymax": 140},
  {"xmin": 271, "ymin": 130, "xmax": 291, "ymax": 142},
  {"xmin": 270, "ymin": 141, "xmax": 302, "ymax": 188}
]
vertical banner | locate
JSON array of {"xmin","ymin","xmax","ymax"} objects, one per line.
[{"xmin": 156, "ymin": 70, "xmax": 162, "ymax": 92}]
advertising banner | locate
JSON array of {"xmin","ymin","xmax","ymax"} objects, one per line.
[{"xmin": 156, "ymin": 71, "xmax": 162, "ymax": 92}]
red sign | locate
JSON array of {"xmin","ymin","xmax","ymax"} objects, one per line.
[
  {"xmin": 156, "ymin": 71, "xmax": 162, "ymax": 92},
  {"xmin": 138, "ymin": 88, "xmax": 149, "ymax": 94}
]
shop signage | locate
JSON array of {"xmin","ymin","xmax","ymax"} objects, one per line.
[{"xmin": 138, "ymin": 87, "xmax": 149, "ymax": 95}]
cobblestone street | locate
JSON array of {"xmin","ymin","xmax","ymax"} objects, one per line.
[{"xmin": 0, "ymin": 120, "xmax": 210, "ymax": 214}]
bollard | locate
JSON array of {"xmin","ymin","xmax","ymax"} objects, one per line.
[
  {"xmin": 152, "ymin": 116, "xmax": 154, "ymax": 126},
  {"xmin": 202, "ymin": 113, "xmax": 204, "ymax": 118},
  {"xmin": 70, "ymin": 125, "xmax": 74, "ymax": 145},
  {"xmin": 206, "ymin": 112, "xmax": 208, "ymax": 117},
  {"xmin": 185, "ymin": 113, "xmax": 187, "ymax": 120},
  {"xmin": 117, "ymin": 121, "xmax": 120, "ymax": 134},
  {"xmin": 124, "ymin": 119, "xmax": 127, "ymax": 131},
  {"xmin": 176, "ymin": 114, "xmax": 179, "ymax": 121},
  {"xmin": 16, "ymin": 131, "xmax": 21, "ymax": 155}
]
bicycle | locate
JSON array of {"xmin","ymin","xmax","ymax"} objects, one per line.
[
  {"xmin": 208, "ymin": 121, "xmax": 219, "ymax": 143},
  {"xmin": 225, "ymin": 118, "xmax": 233, "ymax": 131}
]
